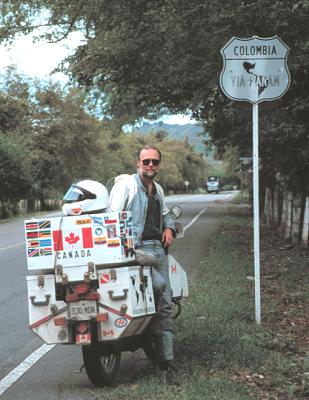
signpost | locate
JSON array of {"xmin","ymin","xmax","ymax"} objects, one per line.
[
  {"xmin": 220, "ymin": 36, "xmax": 290, "ymax": 324},
  {"xmin": 184, "ymin": 180, "xmax": 190, "ymax": 194}
]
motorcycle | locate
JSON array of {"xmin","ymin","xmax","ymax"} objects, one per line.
[{"xmin": 25, "ymin": 206, "xmax": 188, "ymax": 386}]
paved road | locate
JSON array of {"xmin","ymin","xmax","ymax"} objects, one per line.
[{"xmin": 0, "ymin": 192, "xmax": 237, "ymax": 399}]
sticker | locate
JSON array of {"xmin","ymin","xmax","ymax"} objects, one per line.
[
  {"xmin": 39, "ymin": 220, "xmax": 51, "ymax": 230},
  {"xmin": 65, "ymin": 232, "xmax": 80, "ymax": 245},
  {"xmin": 91, "ymin": 216, "xmax": 104, "ymax": 226},
  {"xmin": 27, "ymin": 231, "xmax": 39, "ymax": 239},
  {"xmin": 76, "ymin": 218, "xmax": 92, "ymax": 225},
  {"xmin": 107, "ymin": 239, "xmax": 120, "ymax": 247},
  {"xmin": 102, "ymin": 329, "xmax": 114, "ymax": 337},
  {"xmin": 94, "ymin": 236, "xmax": 107, "ymax": 245},
  {"xmin": 39, "ymin": 239, "xmax": 52, "ymax": 247},
  {"xmin": 95, "ymin": 227, "xmax": 103, "ymax": 235},
  {"xmin": 38, "ymin": 230, "xmax": 51, "ymax": 238},
  {"xmin": 26, "ymin": 222, "xmax": 38, "ymax": 230},
  {"xmin": 56, "ymin": 249, "xmax": 92, "ymax": 260},
  {"xmin": 40, "ymin": 248, "xmax": 52, "ymax": 256},
  {"xmin": 27, "ymin": 248, "xmax": 40, "ymax": 257},
  {"xmin": 107, "ymin": 225, "xmax": 117, "ymax": 238},
  {"xmin": 27, "ymin": 240, "xmax": 39, "ymax": 248},
  {"xmin": 100, "ymin": 273, "xmax": 110, "ymax": 284},
  {"xmin": 114, "ymin": 318, "xmax": 127, "ymax": 328},
  {"xmin": 104, "ymin": 217, "xmax": 117, "ymax": 224}
]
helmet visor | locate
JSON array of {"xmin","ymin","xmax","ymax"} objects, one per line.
[{"xmin": 63, "ymin": 185, "xmax": 96, "ymax": 204}]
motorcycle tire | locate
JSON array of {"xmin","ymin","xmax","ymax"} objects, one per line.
[
  {"xmin": 142, "ymin": 341, "xmax": 157, "ymax": 360},
  {"xmin": 82, "ymin": 345, "xmax": 121, "ymax": 387}
]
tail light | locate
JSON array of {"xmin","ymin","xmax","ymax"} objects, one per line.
[
  {"xmin": 76, "ymin": 321, "xmax": 89, "ymax": 334},
  {"xmin": 54, "ymin": 317, "xmax": 66, "ymax": 326},
  {"xmin": 74, "ymin": 283, "xmax": 90, "ymax": 294}
]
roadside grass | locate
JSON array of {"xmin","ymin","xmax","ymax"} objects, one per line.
[
  {"xmin": 93, "ymin": 213, "xmax": 308, "ymax": 399},
  {"xmin": 231, "ymin": 190, "xmax": 250, "ymax": 204}
]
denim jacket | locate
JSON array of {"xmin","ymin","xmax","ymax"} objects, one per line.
[{"xmin": 107, "ymin": 173, "xmax": 175, "ymax": 245}]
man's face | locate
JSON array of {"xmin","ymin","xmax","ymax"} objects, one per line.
[{"xmin": 137, "ymin": 148, "xmax": 161, "ymax": 180}]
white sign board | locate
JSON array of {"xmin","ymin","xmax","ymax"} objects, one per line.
[{"xmin": 220, "ymin": 36, "xmax": 290, "ymax": 104}]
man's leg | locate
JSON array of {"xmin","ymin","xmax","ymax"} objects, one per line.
[{"xmin": 138, "ymin": 241, "xmax": 174, "ymax": 364}]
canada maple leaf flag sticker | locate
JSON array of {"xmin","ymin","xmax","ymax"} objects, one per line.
[
  {"xmin": 53, "ymin": 227, "xmax": 93, "ymax": 251},
  {"xmin": 65, "ymin": 232, "xmax": 80, "ymax": 245}
]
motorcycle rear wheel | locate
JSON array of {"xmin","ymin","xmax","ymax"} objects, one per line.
[
  {"xmin": 82, "ymin": 345, "xmax": 121, "ymax": 386},
  {"xmin": 143, "ymin": 340, "xmax": 157, "ymax": 360}
]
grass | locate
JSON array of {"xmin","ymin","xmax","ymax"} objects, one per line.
[{"xmin": 89, "ymin": 213, "xmax": 308, "ymax": 399}]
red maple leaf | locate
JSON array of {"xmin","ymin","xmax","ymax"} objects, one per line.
[{"xmin": 65, "ymin": 232, "xmax": 80, "ymax": 245}]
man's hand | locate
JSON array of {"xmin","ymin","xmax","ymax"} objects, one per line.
[{"xmin": 162, "ymin": 228, "xmax": 173, "ymax": 248}]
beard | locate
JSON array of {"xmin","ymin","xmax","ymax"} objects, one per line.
[{"xmin": 141, "ymin": 170, "xmax": 157, "ymax": 179}]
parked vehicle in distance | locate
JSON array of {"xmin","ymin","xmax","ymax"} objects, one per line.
[{"xmin": 206, "ymin": 176, "xmax": 220, "ymax": 194}]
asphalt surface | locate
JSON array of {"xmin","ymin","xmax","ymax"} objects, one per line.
[{"xmin": 0, "ymin": 192, "xmax": 237, "ymax": 399}]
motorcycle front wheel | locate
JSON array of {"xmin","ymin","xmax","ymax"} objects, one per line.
[{"xmin": 82, "ymin": 345, "xmax": 121, "ymax": 386}]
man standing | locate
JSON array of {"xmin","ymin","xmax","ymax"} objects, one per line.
[{"xmin": 108, "ymin": 145, "xmax": 176, "ymax": 370}]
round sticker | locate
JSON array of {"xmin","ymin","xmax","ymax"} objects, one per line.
[{"xmin": 114, "ymin": 318, "xmax": 127, "ymax": 328}]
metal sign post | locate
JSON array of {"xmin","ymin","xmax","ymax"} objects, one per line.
[
  {"xmin": 252, "ymin": 103, "xmax": 261, "ymax": 323},
  {"xmin": 220, "ymin": 36, "xmax": 290, "ymax": 324}
]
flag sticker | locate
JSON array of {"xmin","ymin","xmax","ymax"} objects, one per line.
[
  {"xmin": 82, "ymin": 227, "xmax": 93, "ymax": 248},
  {"xmin": 100, "ymin": 273, "xmax": 110, "ymax": 284},
  {"xmin": 28, "ymin": 248, "xmax": 40, "ymax": 257},
  {"xmin": 40, "ymin": 248, "xmax": 52, "ymax": 256},
  {"xmin": 53, "ymin": 230, "xmax": 64, "ymax": 251},
  {"xmin": 38, "ymin": 230, "xmax": 51, "ymax": 238},
  {"xmin": 26, "ymin": 222, "xmax": 38, "ymax": 230},
  {"xmin": 94, "ymin": 236, "xmax": 107, "ymax": 245},
  {"xmin": 91, "ymin": 216, "xmax": 104, "ymax": 226},
  {"xmin": 27, "ymin": 240, "xmax": 39, "ymax": 248},
  {"xmin": 27, "ymin": 231, "xmax": 39, "ymax": 239},
  {"xmin": 39, "ymin": 220, "xmax": 51, "ymax": 230},
  {"xmin": 65, "ymin": 232, "xmax": 80, "ymax": 245},
  {"xmin": 76, "ymin": 218, "xmax": 92, "ymax": 225},
  {"xmin": 39, "ymin": 239, "xmax": 52, "ymax": 247}
]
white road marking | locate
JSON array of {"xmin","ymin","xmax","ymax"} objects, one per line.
[
  {"xmin": 0, "ymin": 242, "xmax": 24, "ymax": 252},
  {"xmin": 183, "ymin": 206, "xmax": 208, "ymax": 233},
  {"xmin": 0, "ymin": 344, "xmax": 55, "ymax": 396}
]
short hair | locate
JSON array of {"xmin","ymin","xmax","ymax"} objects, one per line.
[{"xmin": 137, "ymin": 145, "xmax": 162, "ymax": 160}]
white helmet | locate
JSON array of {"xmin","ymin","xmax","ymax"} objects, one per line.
[{"xmin": 62, "ymin": 180, "xmax": 109, "ymax": 216}]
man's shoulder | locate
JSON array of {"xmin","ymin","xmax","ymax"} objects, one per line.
[
  {"xmin": 113, "ymin": 173, "xmax": 137, "ymax": 189},
  {"xmin": 114, "ymin": 173, "xmax": 134, "ymax": 184}
]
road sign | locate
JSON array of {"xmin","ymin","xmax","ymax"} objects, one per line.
[
  {"xmin": 220, "ymin": 36, "xmax": 290, "ymax": 324},
  {"xmin": 220, "ymin": 36, "xmax": 290, "ymax": 104}
]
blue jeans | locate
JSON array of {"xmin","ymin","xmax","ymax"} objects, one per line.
[{"xmin": 137, "ymin": 240, "xmax": 173, "ymax": 361}]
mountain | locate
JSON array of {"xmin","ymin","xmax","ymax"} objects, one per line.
[{"xmin": 132, "ymin": 122, "xmax": 207, "ymax": 154}]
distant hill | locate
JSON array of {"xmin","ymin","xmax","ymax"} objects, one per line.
[{"xmin": 132, "ymin": 122, "xmax": 207, "ymax": 154}]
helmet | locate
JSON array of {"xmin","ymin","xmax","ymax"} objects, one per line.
[{"xmin": 62, "ymin": 180, "xmax": 109, "ymax": 216}]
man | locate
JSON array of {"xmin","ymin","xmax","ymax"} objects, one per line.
[{"xmin": 108, "ymin": 145, "xmax": 176, "ymax": 370}]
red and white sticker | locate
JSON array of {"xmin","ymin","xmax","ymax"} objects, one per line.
[
  {"xmin": 100, "ymin": 273, "xmax": 110, "ymax": 284},
  {"xmin": 114, "ymin": 318, "xmax": 127, "ymax": 328}
]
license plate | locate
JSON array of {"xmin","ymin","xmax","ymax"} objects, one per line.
[{"xmin": 69, "ymin": 300, "xmax": 97, "ymax": 320}]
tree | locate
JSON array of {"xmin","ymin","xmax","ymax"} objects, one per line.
[{"xmin": 1, "ymin": 1, "xmax": 308, "ymax": 193}]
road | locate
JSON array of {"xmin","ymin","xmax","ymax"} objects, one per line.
[{"xmin": 0, "ymin": 192, "xmax": 236, "ymax": 399}]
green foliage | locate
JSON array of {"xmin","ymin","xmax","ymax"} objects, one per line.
[
  {"xmin": 1, "ymin": 0, "xmax": 307, "ymax": 193},
  {"xmin": 0, "ymin": 134, "xmax": 31, "ymax": 202},
  {"xmin": 0, "ymin": 66, "xmax": 208, "ymax": 216}
]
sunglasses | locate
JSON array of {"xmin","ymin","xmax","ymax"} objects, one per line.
[{"xmin": 141, "ymin": 159, "xmax": 160, "ymax": 166}]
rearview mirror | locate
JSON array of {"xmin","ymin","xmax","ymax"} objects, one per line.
[{"xmin": 170, "ymin": 206, "xmax": 182, "ymax": 219}]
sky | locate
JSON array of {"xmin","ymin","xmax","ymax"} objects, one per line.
[{"xmin": 0, "ymin": 32, "xmax": 196, "ymax": 125}]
